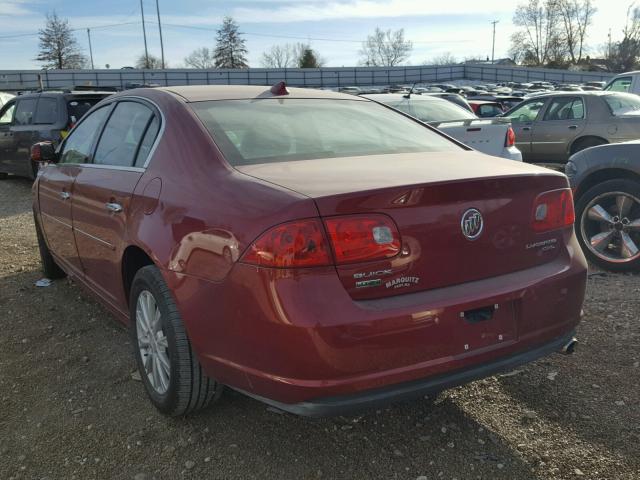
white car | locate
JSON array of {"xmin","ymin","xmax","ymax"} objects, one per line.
[{"xmin": 364, "ymin": 93, "xmax": 522, "ymax": 161}]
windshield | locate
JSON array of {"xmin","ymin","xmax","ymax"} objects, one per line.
[
  {"xmin": 191, "ymin": 98, "xmax": 461, "ymax": 166},
  {"xmin": 603, "ymin": 93, "xmax": 640, "ymax": 116},
  {"xmin": 380, "ymin": 97, "xmax": 476, "ymax": 122}
]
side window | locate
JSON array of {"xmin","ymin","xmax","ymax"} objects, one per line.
[
  {"xmin": 34, "ymin": 98, "xmax": 59, "ymax": 125},
  {"xmin": 14, "ymin": 98, "xmax": 38, "ymax": 126},
  {"xmin": 134, "ymin": 115, "xmax": 160, "ymax": 167},
  {"xmin": 505, "ymin": 100, "xmax": 546, "ymax": 123},
  {"xmin": 94, "ymin": 102, "xmax": 154, "ymax": 167},
  {"xmin": 60, "ymin": 106, "xmax": 110, "ymax": 164},
  {"xmin": 543, "ymin": 97, "xmax": 584, "ymax": 121},
  {"xmin": 605, "ymin": 77, "xmax": 632, "ymax": 92},
  {"xmin": 0, "ymin": 101, "xmax": 15, "ymax": 125}
]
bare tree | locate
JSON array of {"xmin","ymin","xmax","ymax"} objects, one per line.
[
  {"xmin": 511, "ymin": 0, "xmax": 561, "ymax": 65},
  {"xmin": 184, "ymin": 47, "xmax": 215, "ymax": 69},
  {"xmin": 36, "ymin": 12, "xmax": 86, "ymax": 69},
  {"xmin": 359, "ymin": 28, "xmax": 413, "ymax": 66},
  {"xmin": 427, "ymin": 52, "xmax": 458, "ymax": 65},
  {"xmin": 612, "ymin": 3, "xmax": 640, "ymax": 71},
  {"xmin": 554, "ymin": 0, "xmax": 597, "ymax": 64},
  {"xmin": 260, "ymin": 44, "xmax": 296, "ymax": 68},
  {"xmin": 135, "ymin": 53, "xmax": 163, "ymax": 69},
  {"xmin": 213, "ymin": 17, "xmax": 249, "ymax": 69}
]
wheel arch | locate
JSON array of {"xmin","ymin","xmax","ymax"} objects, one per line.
[
  {"xmin": 575, "ymin": 168, "xmax": 640, "ymax": 203},
  {"xmin": 122, "ymin": 245, "xmax": 156, "ymax": 305},
  {"xmin": 568, "ymin": 135, "xmax": 608, "ymax": 155}
]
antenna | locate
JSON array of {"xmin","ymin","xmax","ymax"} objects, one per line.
[{"xmin": 403, "ymin": 82, "xmax": 416, "ymax": 99}]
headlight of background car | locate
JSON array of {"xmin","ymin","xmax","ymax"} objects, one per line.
[{"xmin": 565, "ymin": 161, "xmax": 577, "ymax": 177}]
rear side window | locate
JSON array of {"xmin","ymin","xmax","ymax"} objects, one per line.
[
  {"xmin": 134, "ymin": 116, "xmax": 160, "ymax": 167},
  {"xmin": 191, "ymin": 98, "xmax": 460, "ymax": 166},
  {"xmin": 605, "ymin": 77, "xmax": 632, "ymax": 92},
  {"xmin": 14, "ymin": 98, "xmax": 37, "ymax": 125},
  {"xmin": 34, "ymin": 98, "xmax": 59, "ymax": 125},
  {"xmin": 94, "ymin": 101, "xmax": 154, "ymax": 167},
  {"xmin": 60, "ymin": 106, "xmax": 110, "ymax": 164}
]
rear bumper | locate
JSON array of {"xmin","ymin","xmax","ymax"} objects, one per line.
[
  {"xmin": 238, "ymin": 330, "xmax": 576, "ymax": 417},
  {"xmin": 502, "ymin": 146, "xmax": 523, "ymax": 161},
  {"xmin": 167, "ymin": 234, "xmax": 587, "ymax": 410}
]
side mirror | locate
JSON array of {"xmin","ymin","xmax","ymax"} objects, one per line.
[{"xmin": 31, "ymin": 142, "xmax": 58, "ymax": 163}]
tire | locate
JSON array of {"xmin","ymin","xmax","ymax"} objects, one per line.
[
  {"xmin": 33, "ymin": 212, "xmax": 66, "ymax": 279},
  {"xmin": 0, "ymin": 172, "xmax": 8, "ymax": 180},
  {"xmin": 575, "ymin": 179, "xmax": 640, "ymax": 272},
  {"xmin": 129, "ymin": 265, "xmax": 222, "ymax": 416},
  {"xmin": 570, "ymin": 137, "xmax": 607, "ymax": 156}
]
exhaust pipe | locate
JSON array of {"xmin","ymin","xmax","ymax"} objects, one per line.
[{"xmin": 560, "ymin": 337, "xmax": 577, "ymax": 355}]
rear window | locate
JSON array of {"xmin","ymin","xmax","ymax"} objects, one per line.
[
  {"xmin": 603, "ymin": 93, "xmax": 640, "ymax": 116},
  {"xmin": 191, "ymin": 99, "xmax": 460, "ymax": 166},
  {"xmin": 67, "ymin": 97, "xmax": 103, "ymax": 124},
  {"xmin": 383, "ymin": 98, "xmax": 475, "ymax": 122}
]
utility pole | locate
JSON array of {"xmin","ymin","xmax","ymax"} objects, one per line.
[
  {"xmin": 491, "ymin": 20, "xmax": 499, "ymax": 64},
  {"xmin": 155, "ymin": 0, "xmax": 165, "ymax": 69},
  {"xmin": 87, "ymin": 28, "xmax": 95, "ymax": 69},
  {"xmin": 140, "ymin": 0, "xmax": 150, "ymax": 68}
]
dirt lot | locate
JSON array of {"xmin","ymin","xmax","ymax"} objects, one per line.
[{"xmin": 1, "ymin": 177, "xmax": 639, "ymax": 480}]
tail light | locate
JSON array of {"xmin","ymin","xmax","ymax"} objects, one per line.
[
  {"xmin": 532, "ymin": 189, "xmax": 575, "ymax": 233},
  {"xmin": 505, "ymin": 126, "xmax": 516, "ymax": 147},
  {"xmin": 324, "ymin": 214, "xmax": 401, "ymax": 265},
  {"xmin": 241, "ymin": 219, "xmax": 331, "ymax": 267},
  {"xmin": 241, "ymin": 214, "xmax": 401, "ymax": 268}
]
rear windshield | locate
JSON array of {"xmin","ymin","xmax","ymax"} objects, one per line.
[
  {"xmin": 381, "ymin": 98, "xmax": 475, "ymax": 122},
  {"xmin": 603, "ymin": 93, "xmax": 640, "ymax": 116},
  {"xmin": 191, "ymin": 98, "xmax": 461, "ymax": 166},
  {"xmin": 67, "ymin": 97, "xmax": 103, "ymax": 123}
]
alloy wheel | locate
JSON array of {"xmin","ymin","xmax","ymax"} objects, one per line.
[
  {"xmin": 580, "ymin": 191, "xmax": 640, "ymax": 264},
  {"xmin": 136, "ymin": 290, "xmax": 171, "ymax": 394}
]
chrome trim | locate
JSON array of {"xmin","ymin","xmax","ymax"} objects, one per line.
[
  {"xmin": 41, "ymin": 212, "xmax": 72, "ymax": 229},
  {"xmin": 73, "ymin": 228, "xmax": 115, "ymax": 250}
]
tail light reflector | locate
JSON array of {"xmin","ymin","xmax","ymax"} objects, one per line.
[
  {"xmin": 324, "ymin": 214, "xmax": 401, "ymax": 265},
  {"xmin": 532, "ymin": 188, "xmax": 575, "ymax": 232},
  {"xmin": 241, "ymin": 219, "xmax": 331, "ymax": 267},
  {"xmin": 505, "ymin": 126, "xmax": 516, "ymax": 147}
]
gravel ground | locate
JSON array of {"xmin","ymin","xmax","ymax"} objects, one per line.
[{"xmin": 1, "ymin": 177, "xmax": 639, "ymax": 480}]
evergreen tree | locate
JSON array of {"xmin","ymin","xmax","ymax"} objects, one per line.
[
  {"xmin": 213, "ymin": 17, "xmax": 249, "ymax": 69},
  {"xmin": 36, "ymin": 12, "xmax": 86, "ymax": 69},
  {"xmin": 298, "ymin": 48, "xmax": 321, "ymax": 68}
]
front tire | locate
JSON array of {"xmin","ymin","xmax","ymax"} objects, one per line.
[
  {"xmin": 575, "ymin": 179, "xmax": 640, "ymax": 272},
  {"xmin": 130, "ymin": 265, "xmax": 222, "ymax": 416}
]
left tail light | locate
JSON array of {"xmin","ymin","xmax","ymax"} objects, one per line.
[
  {"xmin": 532, "ymin": 188, "xmax": 575, "ymax": 233},
  {"xmin": 505, "ymin": 126, "xmax": 516, "ymax": 147},
  {"xmin": 241, "ymin": 214, "xmax": 401, "ymax": 268}
]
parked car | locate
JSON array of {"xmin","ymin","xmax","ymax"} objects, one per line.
[
  {"xmin": 0, "ymin": 89, "xmax": 112, "ymax": 179},
  {"xmin": 365, "ymin": 93, "xmax": 521, "ymax": 161},
  {"xmin": 566, "ymin": 141, "xmax": 640, "ymax": 271},
  {"xmin": 502, "ymin": 91, "xmax": 640, "ymax": 163},
  {"xmin": 31, "ymin": 84, "xmax": 586, "ymax": 417},
  {"xmin": 604, "ymin": 72, "xmax": 637, "ymax": 93},
  {"xmin": 468, "ymin": 100, "xmax": 504, "ymax": 118}
]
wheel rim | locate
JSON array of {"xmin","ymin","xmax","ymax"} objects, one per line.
[
  {"xmin": 136, "ymin": 290, "xmax": 170, "ymax": 395},
  {"xmin": 580, "ymin": 191, "xmax": 640, "ymax": 264}
]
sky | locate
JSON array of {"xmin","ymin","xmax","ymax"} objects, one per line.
[{"xmin": 0, "ymin": 0, "xmax": 636, "ymax": 69}]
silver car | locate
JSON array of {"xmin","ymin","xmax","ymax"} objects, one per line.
[{"xmin": 502, "ymin": 91, "xmax": 640, "ymax": 163}]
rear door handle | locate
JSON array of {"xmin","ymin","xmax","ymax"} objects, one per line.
[
  {"xmin": 105, "ymin": 202, "xmax": 123, "ymax": 213},
  {"xmin": 59, "ymin": 191, "xmax": 70, "ymax": 200},
  {"xmin": 568, "ymin": 125, "xmax": 578, "ymax": 130},
  {"xmin": 522, "ymin": 127, "xmax": 531, "ymax": 131}
]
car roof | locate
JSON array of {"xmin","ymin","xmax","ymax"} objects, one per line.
[
  {"xmin": 362, "ymin": 93, "xmax": 445, "ymax": 102},
  {"xmin": 525, "ymin": 91, "xmax": 627, "ymax": 99},
  {"xmin": 156, "ymin": 85, "xmax": 365, "ymax": 102}
]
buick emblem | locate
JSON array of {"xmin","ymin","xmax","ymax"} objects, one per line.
[{"xmin": 461, "ymin": 208, "xmax": 483, "ymax": 240}]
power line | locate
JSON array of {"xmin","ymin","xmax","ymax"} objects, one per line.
[{"xmin": 0, "ymin": 21, "xmax": 141, "ymax": 40}]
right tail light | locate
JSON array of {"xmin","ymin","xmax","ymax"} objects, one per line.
[
  {"xmin": 532, "ymin": 188, "xmax": 575, "ymax": 233},
  {"xmin": 505, "ymin": 126, "xmax": 516, "ymax": 147}
]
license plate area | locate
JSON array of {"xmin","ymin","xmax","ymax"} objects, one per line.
[{"xmin": 457, "ymin": 301, "xmax": 517, "ymax": 353}]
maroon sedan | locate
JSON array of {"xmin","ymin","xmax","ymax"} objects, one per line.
[{"xmin": 31, "ymin": 84, "xmax": 587, "ymax": 417}]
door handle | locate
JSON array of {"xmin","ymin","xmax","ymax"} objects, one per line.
[
  {"xmin": 522, "ymin": 127, "xmax": 531, "ymax": 131},
  {"xmin": 59, "ymin": 191, "xmax": 70, "ymax": 200},
  {"xmin": 568, "ymin": 125, "xmax": 578, "ymax": 130},
  {"xmin": 105, "ymin": 202, "xmax": 123, "ymax": 213}
]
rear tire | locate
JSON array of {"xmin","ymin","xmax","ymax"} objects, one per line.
[
  {"xmin": 575, "ymin": 179, "xmax": 640, "ymax": 272},
  {"xmin": 130, "ymin": 265, "xmax": 222, "ymax": 416},
  {"xmin": 33, "ymin": 212, "xmax": 66, "ymax": 279},
  {"xmin": 570, "ymin": 137, "xmax": 607, "ymax": 156},
  {"xmin": 0, "ymin": 172, "xmax": 7, "ymax": 180}
]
